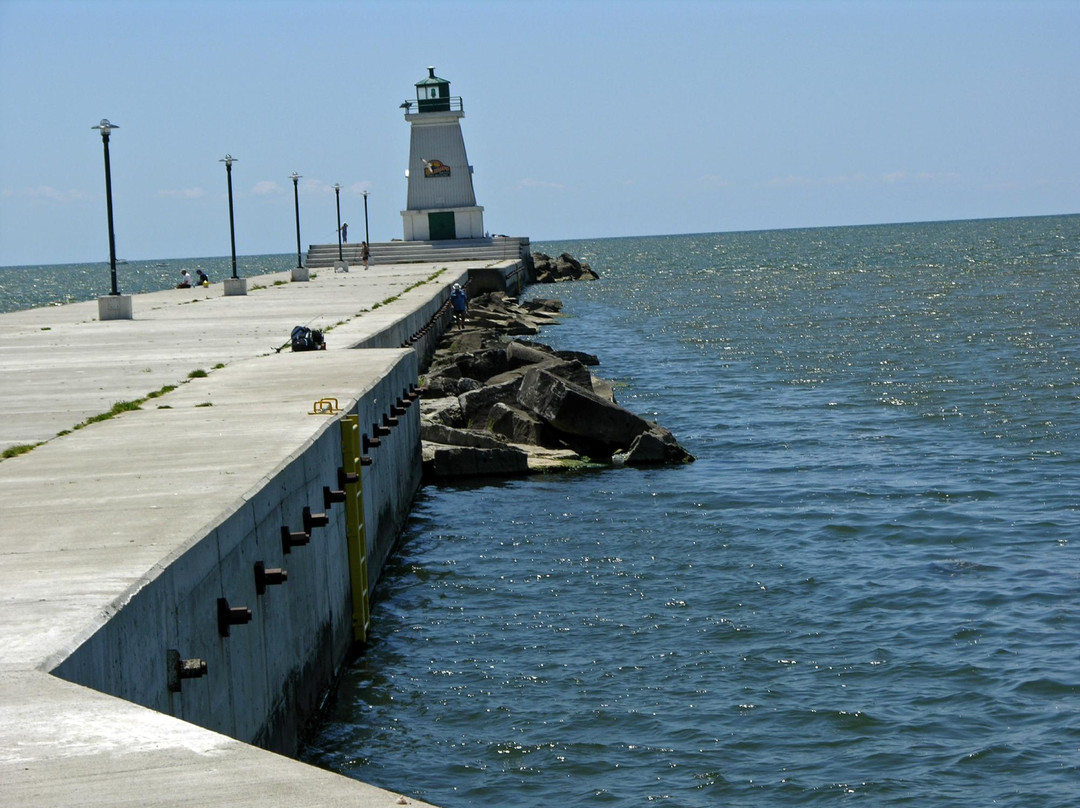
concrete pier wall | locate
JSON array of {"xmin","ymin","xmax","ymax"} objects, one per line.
[
  {"xmin": 49, "ymin": 351, "xmax": 421, "ymax": 756},
  {"xmin": 466, "ymin": 259, "xmax": 533, "ymax": 297}
]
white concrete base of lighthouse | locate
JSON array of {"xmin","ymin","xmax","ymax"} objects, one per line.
[{"xmin": 402, "ymin": 206, "xmax": 485, "ymax": 241}]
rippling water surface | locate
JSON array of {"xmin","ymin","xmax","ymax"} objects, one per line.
[
  {"xmin": 0, "ymin": 254, "xmax": 295, "ymax": 313},
  {"xmin": 300, "ymin": 216, "xmax": 1079, "ymax": 806}
]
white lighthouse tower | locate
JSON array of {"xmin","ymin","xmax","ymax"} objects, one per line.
[{"xmin": 401, "ymin": 67, "xmax": 484, "ymax": 241}]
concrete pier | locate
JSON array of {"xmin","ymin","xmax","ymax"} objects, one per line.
[{"xmin": 0, "ymin": 257, "xmax": 527, "ymax": 807}]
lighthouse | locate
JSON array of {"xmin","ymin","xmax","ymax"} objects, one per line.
[{"xmin": 401, "ymin": 67, "xmax": 484, "ymax": 241}]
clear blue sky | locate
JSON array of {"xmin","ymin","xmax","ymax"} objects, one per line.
[{"xmin": 1, "ymin": 0, "xmax": 1077, "ymax": 266}]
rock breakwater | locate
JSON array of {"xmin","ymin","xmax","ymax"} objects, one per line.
[
  {"xmin": 420, "ymin": 290, "xmax": 694, "ymax": 479},
  {"xmin": 531, "ymin": 251, "xmax": 600, "ymax": 283}
]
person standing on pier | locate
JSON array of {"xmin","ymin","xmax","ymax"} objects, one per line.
[
  {"xmin": 361, "ymin": 241, "xmax": 370, "ymax": 269},
  {"xmin": 341, "ymin": 222, "xmax": 348, "ymax": 243},
  {"xmin": 450, "ymin": 283, "xmax": 467, "ymax": 330}
]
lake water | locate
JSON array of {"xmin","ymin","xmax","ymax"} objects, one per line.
[
  {"xmin": 299, "ymin": 216, "xmax": 1079, "ymax": 807},
  {"xmin": 0, "ymin": 254, "xmax": 296, "ymax": 313},
  {"xmin": 5, "ymin": 218, "xmax": 1076, "ymax": 806}
]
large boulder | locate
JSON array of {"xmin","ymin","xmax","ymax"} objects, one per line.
[
  {"xmin": 419, "ymin": 396, "xmax": 464, "ymax": 427},
  {"xmin": 533, "ymin": 252, "xmax": 599, "ymax": 283},
  {"xmin": 516, "ymin": 367, "xmax": 650, "ymax": 452},
  {"xmin": 523, "ymin": 298, "xmax": 563, "ymax": 314},
  {"xmin": 485, "ymin": 357, "xmax": 596, "ymax": 394},
  {"xmin": 506, "ymin": 340, "xmax": 554, "ymax": 368},
  {"xmin": 617, "ymin": 424, "xmax": 695, "ymax": 465},
  {"xmin": 454, "ymin": 346, "xmax": 510, "ymax": 382},
  {"xmin": 422, "ymin": 373, "xmax": 482, "ymax": 398},
  {"xmin": 458, "ymin": 377, "xmax": 524, "ymax": 427},
  {"xmin": 439, "ymin": 329, "xmax": 496, "ymax": 354},
  {"xmin": 545, "ymin": 359, "xmax": 596, "ymax": 390},
  {"xmin": 507, "ymin": 339, "xmax": 599, "ymax": 369},
  {"xmin": 590, "ymin": 375, "xmax": 617, "ymax": 404},
  {"xmin": 424, "ymin": 445, "xmax": 530, "ymax": 479},
  {"xmin": 488, "ymin": 402, "xmax": 551, "ymax": 446},
  {"xmin": 553, "ymin": 348, "xmax": 599, "ymax": 367},
  {"xmin": 420, "ymin": 423, "xmax": 508, "ymax": 449}
]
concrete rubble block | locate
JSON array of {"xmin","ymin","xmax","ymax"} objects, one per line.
[
  {"xmin": 464, "ymin": 311, "xmax": 511, "ymax": 330},
  {"xmin": 553, "ymin": 348, "xmax": 599, "ymax": 366},
  {"xmin": 467, "ymin": 313, "xmax": 536, "ymax": 335},
  {"xmin": 532, "ymin": 252, "xmax": 599, "ymax": 283},
  {"xmin": 420, "ymin": 422, "xmax": 508, "ymax": 449},
  {"xmin": 419, "ymin": 395, "xmax": 464, "ymax": 426},
  {"xmin": 516, "ymin": 367, "xmax": 650, "ymax": 450},
  {"xmin": 488, "ymin": 401, "xmax": 550, "ymax": 446},
  {"xmin": 505, "ymin": 340, "xmax": 555, "ymax": 368},
  {"xmin": 441, "ymin": 329, "xmax": 495, "ymax": 353},
  {"xmin": 483, "ymin": 355, "xmax": 577, "ymax": 388},
  {"xmin": 590, "ymin": 375, "xmax": 617, "ymax": 403},
  {"xmin": 544, "ymin": 358, "xmax": 597, "ymax": 391},
  {"xmin": 427, "ymin": 444, "xmax": 530, "ymax": 478},
  {"xmin": 619, "ymin": 423, "xmax": 696, "ymax": 465},
  {"xmin": 487, "ymin": 356, "xmax": 600, "ymax": 398},
  {"xmin": 505, "ymin": 341, "xmax": 600, "ymax": 371},
  {"xmin": 423, "ymin": 374, "xmax": 481, "ymax": 397},
  {"xmin": 503, "ymin": 318, "xmax": 540, "ymax": 336},
  {"xmin": 519, "ymin": 310, "xmax": 562, "ymax": 328},
  {"xmin": 454, "ymin": 346, "xmax": 510, "ymax": 381},
  {"xmin": 458, "ymin": 377, "xmax": 524, "ymax": 427},
  {"xmin": 557, "ymin": 252, "xmax": 599, "ymax": 280},
  {"xmin": 427, "ymin": 360, "xmax": 464, "ymax": 380},
  {"xmin": 522, "ymin": 298, "xmax": 563, "ymax": 314},
  {"xmin": 417, "ymin": 374, "xmax": 458, "ymax": 398}
]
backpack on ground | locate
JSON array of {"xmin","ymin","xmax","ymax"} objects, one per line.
[{"xmin": 290, "ymin": 326, "xmax": 325, "ymax": 351}]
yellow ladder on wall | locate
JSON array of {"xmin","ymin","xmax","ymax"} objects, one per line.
[{"xmin": 340, "ymin": 415, "xmax": 370, "ymax": 643}]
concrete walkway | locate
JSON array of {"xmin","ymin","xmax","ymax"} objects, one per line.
[
  {"xmin": 1, "ymin": 262, "xmax": 463, "ymax": 453},
  {"xmin": 0, "ymin": 262, "xmax": 480, "ymax": 807}
]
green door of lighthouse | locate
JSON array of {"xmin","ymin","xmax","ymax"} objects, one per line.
[{"xmin": 428, "ymin": 212, "xmax": 456, "ymax": 241}]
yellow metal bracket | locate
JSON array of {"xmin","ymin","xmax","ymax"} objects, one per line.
[{"xmin": 309, "ymin": 397, "xmax": 341, "ymax": 415}]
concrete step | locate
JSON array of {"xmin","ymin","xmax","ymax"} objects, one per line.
[{"xmin": 306, "ymin": 237, "xmax": 530, "ymax": 268}]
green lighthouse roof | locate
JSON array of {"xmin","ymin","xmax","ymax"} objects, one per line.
[{"xmin": 416, "ymin": 66, "xmax": 449, "ymax": 87}]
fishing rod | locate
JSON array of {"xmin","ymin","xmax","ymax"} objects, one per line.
[{"xmin": 274, "ymin": 313, "xmax": 323, "ymax": 353}]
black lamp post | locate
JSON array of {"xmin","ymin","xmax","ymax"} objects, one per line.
[
  {"xmin": 92, "ymin": 119, "xmax": 120, "ymax": 295},
  {"xmin": 220, "ymin": 154, "xmax": 238, "ymax": 278},
  {"xmin": 362, "ymin": 189, "xmax": 370, "ymax": 245},
  {"xmin": 290, "ymin": 172, "xmax": 302, "ymax": 268},
  {"xmin": 334, "ymin": 183, "xmax": 343, "ymax": 260}
]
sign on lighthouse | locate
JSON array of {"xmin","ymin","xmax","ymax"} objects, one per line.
[{"xmin": 401, "ymin": 67, "xmax": 485, "ymax": 241}]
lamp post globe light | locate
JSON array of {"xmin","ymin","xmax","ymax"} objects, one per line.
[
  {"xmin": 220, "ymin": 154, "xmax": 238, "ymax": 278},
  {"xmin": 291, "ymin": 173, "xmax": 303, "ymax": 268},
  {"xmin": 362, "ymin": 189, "xmax": 370, "ymax": 245},
  {"xmin": 333, "ymin": 183, "xmax": 348, "ymax": 272},
  {"xmin": 334, "ymin": 183, "xmax": 343, "ymax": 260},
  {"xmin": 219, "ymin": 154, "xmax": 246, "ymax": 296},
  {"xmin": 290, "ymin": 173, "xmax": 309, "ymax": 281},
  {"xmin": 92, "ymin": 118, "xmax": 132, "ymax": 320}
]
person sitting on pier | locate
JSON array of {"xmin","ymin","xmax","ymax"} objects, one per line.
[
  {"xmin": 196, "ymin": 269, "xmax": 210, "ymax": 287},
  {"xmin": 177, "ymin": 269, "xmax": 192, "ymax": 288}
]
